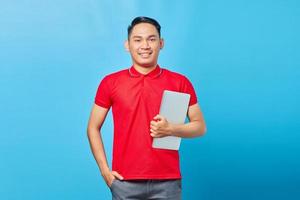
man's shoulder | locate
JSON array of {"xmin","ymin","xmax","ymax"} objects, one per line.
[
  {"xmin": 162, "ymin": 67, "xmax": 187, "ymax": 80},
  {"xmin": 102, "ymin": 68, "xmax": 129, "ymax": 81}
]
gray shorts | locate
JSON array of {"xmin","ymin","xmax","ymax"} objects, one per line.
[{"xmin": 110, "ymin": 179, "xmax": 182, "ymax": 200}]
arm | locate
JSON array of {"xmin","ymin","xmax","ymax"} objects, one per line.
[
  {"xmin": 87, "ymin": 104, "xmax": 123, "ymax": 187},
  {"xmin": 150, "ymin": 103, "xmax": 206, "ymax": 138}
]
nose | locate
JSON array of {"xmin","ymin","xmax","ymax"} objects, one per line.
[{"xmin": 141, "ymin": 39, "xmax": 150, "ymax": 49}]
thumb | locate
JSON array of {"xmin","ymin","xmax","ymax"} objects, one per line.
[
  {"xmin": 112, "ymin": 171, "xmax": 124, "ymax": 180},
  {"xmin": 154, "ymin": 114, "xmax": 163, "ymax": 121}
]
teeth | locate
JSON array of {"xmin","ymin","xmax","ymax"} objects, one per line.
[
  {"xmin": 139, "ymin": 52, "xmax": 151, "ymax": 57},
  {"xmin": 140, "ymin": 53, "xmax": 150, "ymax": 55}
]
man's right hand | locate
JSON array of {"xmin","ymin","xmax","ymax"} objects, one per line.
[{"xmin": 102, "ymin": 170, "xmax": 124, "ymax": 188}]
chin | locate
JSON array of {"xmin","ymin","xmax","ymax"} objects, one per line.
[
  {"xmin": 136, "ymin": 60, "xmax": 156, "ymax": 67},
  {"xmin": 139, "ymin": 63, "xmax": 156, "ymax": 68}
]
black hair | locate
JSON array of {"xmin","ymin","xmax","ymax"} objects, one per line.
[{"xmin": 127, "ymin": 16, "xmax": 161, "ymax": 39}]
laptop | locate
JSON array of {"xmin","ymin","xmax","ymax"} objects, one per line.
[{"xmin": 152, "ymin": 90, "xmax": 190, "ymax": 150}]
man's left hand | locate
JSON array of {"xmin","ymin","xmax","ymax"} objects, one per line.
[{"xmin": 150, "ymin": 115, "xmax": 173, "ymax": 138}]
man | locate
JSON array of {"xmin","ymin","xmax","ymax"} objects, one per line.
[{"xmin": 87, "ymin": 16, "xmax": 206, "ymax": 200}]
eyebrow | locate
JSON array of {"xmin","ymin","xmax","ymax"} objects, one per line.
[{"xmin": 131, "ymin": 35, "xmax": 158, "ymax": 39}]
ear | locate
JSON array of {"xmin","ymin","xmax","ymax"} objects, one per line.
[
  {"xmin": 124, "ymin": 40, "xmax": 129, "ymax": 51},
  {"xmin": 160, "ymin": 38, "xmax": 164, "ymax": 50}
]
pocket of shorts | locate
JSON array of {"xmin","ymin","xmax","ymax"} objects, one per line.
[{"xmin": 110, "ymin": 179, "xmax": 117, "ymax": 189}]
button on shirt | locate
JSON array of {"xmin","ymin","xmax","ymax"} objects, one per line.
[{"xmin": 95, "ymin": 65, "xmax": 197, "ymax": 180}]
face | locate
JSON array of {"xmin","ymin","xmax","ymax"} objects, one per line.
[{"xmin": 125, "ymin": 23, "xmax": 164, "ymax": 69}]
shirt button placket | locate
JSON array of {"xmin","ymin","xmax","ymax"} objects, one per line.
[
  {"xmin": 141, "ymin": 76, "xmax": 146, "ymax": 95},
  {"xmin": 142, "ymin": 76, "xmax": 145, "ymax": 87}
]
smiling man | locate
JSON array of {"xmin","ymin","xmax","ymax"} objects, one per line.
[{"xmin": 87, "ymin": 16, "xmax": 206, "ymax": 200}]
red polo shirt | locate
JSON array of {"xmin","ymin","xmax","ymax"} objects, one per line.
[{"xmin": 95, "ymin": 65, "xmax": 197, "ymax": 180}]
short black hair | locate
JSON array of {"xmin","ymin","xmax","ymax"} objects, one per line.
[{"xmin": 127, "ymin": 16, "xmax": 161, "ymax": 39}]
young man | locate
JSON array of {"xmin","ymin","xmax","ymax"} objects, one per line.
[{"xmin": 87, "ymin": 16, "xmax": 206, "ymax": 200}]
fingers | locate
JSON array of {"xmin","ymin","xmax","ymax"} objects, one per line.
[
  {"xmin": 112, "ymin": 171, "xmax": 124, "ymax": 180},
  {"xmin": 150, "ymin": 128, "xmax": 164, "ymax": 138},
  {"xmin": 154, "ymin": 114, "xmax": 163, "ymax": 121},
  {"xmin": 150, "ymin": 125, "xmax": 160, "ymax": 136},
  {"xmin": 153, "ymin": 115, "xmax": 160, "ymax": 120},
  {"xmin": 150, "ymin": 132, "xmax": 162, "ymax": 138},
  {"xmin": 150, "ymin": 115, "xmax": 169, "ymax": 138},
  {"xmin": 106, "ymin": 171, "xmax": 123, "ymax": 188},
  {"xmin": 150, "ymin": 124, "xmax": 158, "ymax": 131},
  {"xmin": 151, "ymin": 114, "xmax": 167, "ymax": 126},
  {"xmin": 150, "ymin": 120, "xmax": 159, "ymax": 134},
  {"xmin": 150, "ymin": 116, "xmax": 164, "ymax": 138},
  {"xmin": 150, "ymin": 120, "xmax": 158, "ymax": 126}
]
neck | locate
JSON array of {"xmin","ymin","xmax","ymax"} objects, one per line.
[{"xmin": 133, "ymin": 64, "xmax": 157, "ymax": 75}]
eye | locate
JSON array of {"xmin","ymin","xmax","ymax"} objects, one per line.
[
  {"xmin": 149, "ymin": 38, "xmax": 156, "ymax": 42},
  {"xmin": 134, "ymin": 39, "xmax": 141, "ymax": 42}
]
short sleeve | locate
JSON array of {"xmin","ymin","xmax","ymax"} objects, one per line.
[
  {"xmin": 94, "ymin": 76, "xmax": 112, "ymax": 108},
  {"xmin": 182, "ymin": 76, "xmax": 198, "ymax": 106}
]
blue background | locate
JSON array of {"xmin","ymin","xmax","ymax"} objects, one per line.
[{"xmin": 1, "ymin": 0, "xmax": 299, "ymax": 199}]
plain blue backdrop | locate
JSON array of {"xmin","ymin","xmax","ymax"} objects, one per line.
[{"xmin": 1, "ymin": 0, "xmax": 299, "ymax": 199}]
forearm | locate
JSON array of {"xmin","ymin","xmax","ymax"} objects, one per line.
[
  {"xmin": 87, "ymin": 128, "xmax": 110, "ymax": 175},
  {"xmin": 170, "ymin": 121, "xmax": 206, "ymax": 138}
]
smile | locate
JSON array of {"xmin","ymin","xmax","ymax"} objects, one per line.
[{"xmin": 138, "ymin": 52, "xmax": 152, "ymax": 58}]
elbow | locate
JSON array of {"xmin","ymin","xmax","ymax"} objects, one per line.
[
  {"xmin": 197, "ymin": 124, "xmax": 206, "ymax": 137},
  {"xmin": 87, "ymin": 125, "xmax": 95, "ymax": 138},
  {"xmin": 87, "ymin": 124, "xmax": 101, "ymax": 138},
  {"xmin": 87, "ymin": 126, "xmax": 91, "ymax": 138}
]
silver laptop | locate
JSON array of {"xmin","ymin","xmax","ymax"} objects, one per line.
[{"xmin": 152, "ymin": 90, "xmax": 190, "ymax": 150}]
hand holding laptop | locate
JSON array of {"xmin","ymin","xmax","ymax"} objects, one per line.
[
  {"xmin": 150, "ymin": 114, "xmax": 173, "ymax": 138},
  {"xmin": 152, "ymin": 90, "xmax": 190, "ymax": 150}
]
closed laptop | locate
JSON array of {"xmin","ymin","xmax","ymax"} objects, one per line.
[{"xmin": 152, "ymin": 90, "xmax": 190, "ymax": 150}]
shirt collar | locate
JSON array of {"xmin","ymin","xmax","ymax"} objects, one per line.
[{"xmin": 128, "ymin": 65, "xmax": 163, "ymax": 78}]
